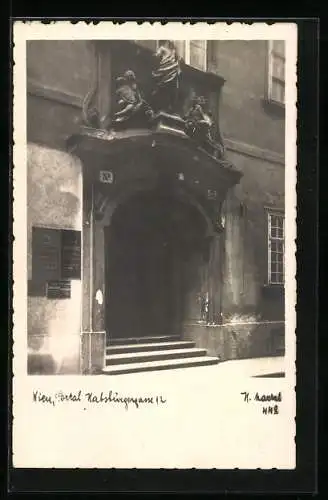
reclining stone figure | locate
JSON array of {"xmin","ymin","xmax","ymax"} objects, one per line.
[{"xmin": 112, "ymin": 70, "xmax": 153, "ymax": 127}]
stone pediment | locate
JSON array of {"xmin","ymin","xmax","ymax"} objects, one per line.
[
  {"xmin": 68, "ymin": 113, "xmax": 241, "ymax": 187},
  {"xmin": 67, "ymin": 115, "xmax": 242, "ymax": 236}
]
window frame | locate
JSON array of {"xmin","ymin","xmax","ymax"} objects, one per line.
[
  {"xmin": 187, "ymin": 40, "xmax": 207, "ymax": 72},
  {"xmin": 267, "ymin": 40, "xmax": 285, "ymax": 107},
  {"xmin": 164, "ymin": 40, "xmax": 208, "ymax": 72},
  {"xmin": 148, "ymin": 40, "xmax": 208, "ymax": 72},
  {"xmin": 267, "ymin": 210, "xmax": 285, "ymax": 286}
]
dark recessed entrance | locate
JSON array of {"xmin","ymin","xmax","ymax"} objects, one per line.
[{"xmin": 105, "ymin": 190, "xmax": 207, "ymax": 342}]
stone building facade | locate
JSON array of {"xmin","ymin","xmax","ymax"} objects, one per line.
[{"xmin": 26, "ymin": 39, "xmax": 285, "ymax": 374}]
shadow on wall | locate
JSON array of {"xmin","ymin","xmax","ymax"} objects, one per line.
[
  {"xmin": 28, "ymin": 353, "xmax": 56, "ymax": 374},
  {"xmin": 27, "ymin": 143, "xmax": 83, "ymax": 375}
]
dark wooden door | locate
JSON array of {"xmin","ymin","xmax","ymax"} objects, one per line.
[
  {"xmin": 105, "ymin": 195, "xmax": 176, "ymax": 340},
  {"xmin": 105, "ymin": 192, "xmax": 207, "ymax": 341}
]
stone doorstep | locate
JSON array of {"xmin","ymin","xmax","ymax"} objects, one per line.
[
  {"xmin": 103, "ymin": 337, "xmax": 220, "ymax": 375},
  {"xmin": 106, "ymin": 347, "xmax": 208, "ymax": 366},
  {"xmin": 106, "ymin": 340, "xmax": 196, "ymax": 355},
  {"xmin": 109, "ymin": 335, "xmax": 180, "ymax": 345},
  {"xmin": 102, "ymin": 356, "xmax": 219, "ymax": 375}
]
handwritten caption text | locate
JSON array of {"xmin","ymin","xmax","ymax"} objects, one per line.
[
  {"xmin": 240, "ymin": 391, "xmax": 282, "ymax": 415},
  {"xmin": 33, "ymin": 390, "xmax": 167, "ymax": 411}
]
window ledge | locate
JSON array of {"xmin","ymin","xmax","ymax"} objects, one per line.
[
  {"xmin": 262, "ymin": 284, "xmax": 285, "ymax": 299},
  {"xmin": 261, "ymin": 97, "xmax": 285, "ymax": 118},
  {"xmin": 181, "ymin": 60, "xmax": 225, "ymax": 90}
]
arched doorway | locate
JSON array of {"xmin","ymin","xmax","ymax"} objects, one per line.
[{"xmin": 105, "ymin": 189, "xmax": 208, "ymax": 342}]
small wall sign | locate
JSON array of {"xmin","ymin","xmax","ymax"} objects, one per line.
[
  {"xmin": 99, "ymin": 170, "xmax": 114, "ymax": 184},
  {"xmin": 207, "ymin": 189, "xmax": 217, "ymax": 200},
  {"xmin": 46, "ymin": 280, "xmax": 71, "ymax": 299}
]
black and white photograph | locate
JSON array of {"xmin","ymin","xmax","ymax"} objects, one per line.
[{"xmin": 12, "ymin": 21, "xmax": 297, "ymax": 470}]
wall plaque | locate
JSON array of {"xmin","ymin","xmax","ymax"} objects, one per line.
[
  {"xmin": 32, "ymin": 227, "xmax": 61, "ymax": 282},
  {"xmin": 46, "ymin": 280, "xmax": 71, "ymax": 299},
  {"xmin": 31, "ymin": 227, "xmax": 81, "ymax": 291},
  {"xmin": 61, "ymin": 230, "xmax": 81, "ymax": 279}
]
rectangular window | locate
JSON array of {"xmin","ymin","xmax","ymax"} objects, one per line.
[
  {"xmin": 174, "ymin": 40, "xmax": 208, "ymax": 72},
  {"xmin": 268, "ymin": 40, "xmax": 285, "ymax": 106},
  {"xmin": 189, "ymin": 40, "xmax": 207, "ymax": 71},
  {"xmin": 138, "ymin": 40, "xmax": 208, "ymax": 72},
  {"xmin": 268, "ymin": 212, "xmax": 285, "ymax": 285}
]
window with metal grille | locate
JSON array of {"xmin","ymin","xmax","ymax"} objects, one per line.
[
  {"xmin": 267, "ymin": 40, "xmax": 285, "ymax": 106},
  {"xmin": 268, "ymin": 212, "xmax": 285, "ymax": 285}
]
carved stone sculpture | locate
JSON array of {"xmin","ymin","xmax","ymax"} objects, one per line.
[
  {"xmin": 185, "ymin": 95, "xmax": 225, "ymax": 158},
  {"xmin": 185, "ymin": 95, "xmax": 214, "ymax": 140},
  {"xmin": 112, "ymin": 70, "xmax": 154, "ymax": 128},
  {"xmin": 151, "ymin": 40, "xmax": 182, "ymax": 114}
]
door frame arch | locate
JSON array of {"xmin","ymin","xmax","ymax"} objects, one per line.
[{"xmin": 91, "ymin": 179, "xmax": 218, "ymax": 341}]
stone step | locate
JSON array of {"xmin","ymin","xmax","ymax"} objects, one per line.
[
  {"xmin": 102, "ymin": 356, "xmax": 219, "ymax": 375},
  {"xmin": 106, "ymin": 340, "xmax": 196, "ymax": 355},
  {"xmin": 109, "ymin": 335, "xmax": 180, "ymax": 345},
  {"xmin": 105, "ymin": 347, "xmax": 207, "ymax": 366}
]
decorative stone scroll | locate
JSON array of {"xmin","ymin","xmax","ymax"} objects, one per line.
[
  {"xmin": 82, "ymin": 81, "xmax": 100, "ymax": 128},
  {"xmin": 204, "ymin": 200, "xmax": 226, "ymax": 235}
]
